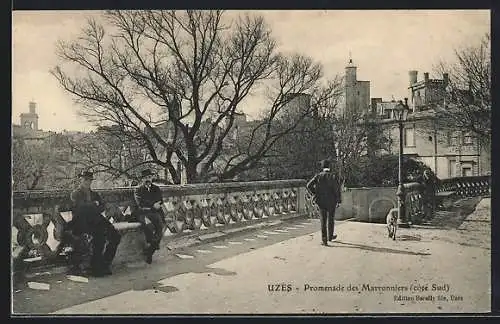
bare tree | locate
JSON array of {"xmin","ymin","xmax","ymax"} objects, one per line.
[
  {"xmin": 63, "ymin": 127, "xmax": 151, "ymax": 185},
  {"xmin": 235, "ymin": 76, "xmax": 343, "ymax": 181},
  {"xmin": 52, "ymin": 10, "xmax": 330, "ymax": 183},
  {"xmin": 433, "ymin": 33, "xmax": 491, "ymax": 145}
]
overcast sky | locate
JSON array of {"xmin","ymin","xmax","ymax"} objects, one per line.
[{"xmin": 12, "ymin": 10, "xmax": 490, "ymax": 132}]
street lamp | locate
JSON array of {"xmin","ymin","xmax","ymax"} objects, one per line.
[
  {"xmin": 394, "ymin": 98, "xmax": 410, "ymax": 228},
  {"xmin": 334, "ymin": 144, "xmax": 343, "ymax": 191}
]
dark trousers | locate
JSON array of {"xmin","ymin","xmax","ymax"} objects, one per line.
[
  {"xmin": 320, "ymin": 207, "xmax": 336, "ymax": 243},
  {"xmin": 90, "ymin": 220, "xmax": 121, "ymax": 270},
  {"xmin": 137, "ymin": 211, "xmax": 164, "ymax": 250},
  {"xmin": 68, "ymin": 233, "xmax": 93, "ymax": 272}
]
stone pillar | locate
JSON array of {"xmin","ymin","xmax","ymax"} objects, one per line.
[{"xmin": 297, "ymin": 186, "xmax": 306, "ymax": 215}]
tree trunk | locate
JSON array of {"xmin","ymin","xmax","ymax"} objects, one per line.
[
  {"xmin": 185, "ymin": 161, "xmax": 199, "ymax": 184},
  {"xmin": 29, "ymin": 172, "xmax": 43, "ymax": 190}
]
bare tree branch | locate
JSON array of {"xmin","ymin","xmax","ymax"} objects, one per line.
[{"xmin": 52, "ymin": 10, "xmax": 332, "ymax": 183}]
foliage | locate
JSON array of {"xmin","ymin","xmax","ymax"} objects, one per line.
[
  {"xmin": 12, "ymin": 135, "xmax": 76, "ymax": 190},
  {"xmin": 344, "ymin": 154, "xmax": 437, "ymax": 188},
  {"xmin": 64, "ymin": 126, "xmax": 155, "ymax": 184},
  {"xmin": 235, "ymin": 81, "xmax": 390, "ymax": 183}
]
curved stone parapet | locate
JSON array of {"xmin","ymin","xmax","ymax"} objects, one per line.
[
  {"xmin": 436, "ymin": 175, "xmax": 491, "ymax": 198},
  {"xmin": 403, "ymin": 182, "xmax": 425, "ymax": 224},
  {"xmin": 15, "ymin": 176, "xmax": 486, "ymax": 270},
  {"xmin": 12, "ymin": 180, "xmax": 307, "ymax": 269},
  {"xmin": 368, "ymin": 197, "xmax": 397, "ymax": 223}
]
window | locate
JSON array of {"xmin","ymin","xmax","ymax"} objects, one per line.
[
  {"xmin": 463, "ymin": 132, "xmax": 473, "ymax": 145},
  {"xmin": 462, "ymin": 167, "xmax": 472, "ymax": 177},
  {"xmin": 447, "ymin": 131, "xmax": 459, "ymax": 146},
  {"xmin": 404, "ymin": 127, "xmax": 416, "ymax": 147}
]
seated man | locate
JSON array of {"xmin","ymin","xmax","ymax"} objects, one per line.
[
  {"xmin": 65, "ymin": 223, "xmax": 93, "ymax": 276},
  {"xmin": 133, "ymin": 169, "xmax": 165, "ymax": 264},
  {"xmin": 70, "ymin": 171, "xmax": 121, "ymax": 276}
]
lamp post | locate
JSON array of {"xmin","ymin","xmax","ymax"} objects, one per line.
[
  {"xmin": 335, "ymin": 144, "xmax": 343, "ymax": 190},
  {"xmin": 394, "ymin": 98, "xmax": 410, "ymax": 228}
]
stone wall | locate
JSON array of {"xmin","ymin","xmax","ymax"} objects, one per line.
[
  {"xmin": 12, "ymin": 180, "xmax": 308, "ymax": 271},
  {"xmin": 333, "ymin": 187, "xmax": 397, "ymax": 222},
  {"xmin": 15, "ymin": 176, "xmax": 478, "ymax": 271}
]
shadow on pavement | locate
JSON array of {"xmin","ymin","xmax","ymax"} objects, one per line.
[
  {"xmin": 397, "ymin": 235, "xmax": 422, "ymax": 242},
  {"xmin": 410, "ymin": 225, "xmax": 445, "ymax": 230},
  {"xmin": 461, "ymin": 219, "xmax": 490, "ymax": 223},
  {"xmin": 332, "ymin": 241, "xmax": 431, "ymax": 256},
  {"xmin": 131, "ymin": 278, "xmax": 180, "ymax": 294},
  {"xmin": 121, "ymin": 265, "xmax": 236, "ymax": 294},
  {"xmin": 429, "ymin": 197, "xmax": 482, "ymax": 229},
  {"xmin": 156, "ymin": 285, "xmax": 179, "ymax": 293},
  {"xmin": 193, "ymin": 266, "xmax": 237, "ymax": 277}
]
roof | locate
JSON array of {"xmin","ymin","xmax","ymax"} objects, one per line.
[
  {"xmin": 377, "ymin": 101, "xmax": 398, "ymax": 110},
  {"xmin": 12, "ymin": 125, "xmax": 52, "ymax": 140}
]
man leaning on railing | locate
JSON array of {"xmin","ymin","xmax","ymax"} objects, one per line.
[{"xmin": 419, "ymin": 170, "xmax": 437, "ymax": 221}]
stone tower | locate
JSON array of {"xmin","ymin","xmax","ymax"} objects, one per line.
[
  {"xmin": 20, "ymin": 101, "xmax": 39, "ymax": 130},
  {"xmin": 345, "ymin": 58, "xmax": 357, "ymax": 87},
  {"xmin": 344, "ymin": 58, "xmax": 370, "ymax": 116},
  {"xmin": 344, "ymin": 59, "xmax": 357, "ymax": 115}
]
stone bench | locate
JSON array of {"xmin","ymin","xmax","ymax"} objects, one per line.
[
  {"xmin": 13, "ymin": 181, "xmax": 306, "ymax": 274},
  {"xmin": 59, "ymin": 220, "xmax": 148, "ymax": 268},
  {"xmin": 111, "ymin": 221, "xmax": 148, "ymax": 265}
]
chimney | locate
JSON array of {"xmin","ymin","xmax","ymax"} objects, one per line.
[
  {"xmin": 443, "ymin": 73, "xmax": 449, "ymax": 86},
  {"xmin": 424, "ymin": 72, "xmax": 429, "ymax": 82},
  {"xmin": 409, "ymin": 70, "xmax": 418, "ymax": 86},
  {"xmin": 29, "ymin": 101, "xmax": 37, "ymax": 114}
]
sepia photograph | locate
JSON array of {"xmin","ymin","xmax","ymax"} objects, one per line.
[{"xmin": 11, "ymin": 9, "xmax": 491, "ymax": 315}]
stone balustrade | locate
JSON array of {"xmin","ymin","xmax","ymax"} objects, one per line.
[
  {"xmin": 14, "ymin": 176, "xmax": 489, "ymax": 272},
  {"xmin": 403, "ymin": 182, "xmax": 426, "ymax": 224},
  {"xmin": 437, "ymin": 175, "xmax": 491, "ymax": 198},
  {"xmin": 12, "ymin": 180, "xmax": 309, "ymax": 271}
]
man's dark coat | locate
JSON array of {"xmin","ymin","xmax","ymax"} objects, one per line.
[{"xmin": 306, "ymin": 169, "xmax": 342, "ymax": 210}]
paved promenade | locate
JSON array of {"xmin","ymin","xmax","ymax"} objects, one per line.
[{"xmin": 13, "ymin": 198, "xmax": 490, "ymax": 314}]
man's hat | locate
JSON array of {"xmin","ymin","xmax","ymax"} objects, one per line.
[
  {"xmin": 140, "ymin": 169, "xmax": 154, "ymax": 178},
  {"xmin": 79, "ymin": 171, "xmax": 94, "ymax": 180}
]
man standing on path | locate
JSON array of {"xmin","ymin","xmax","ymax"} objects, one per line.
[
  {"xmin": 70, "ymin": 171, "xmax": 121, "ymax": 276},
  {"xmin": 306, "ymin": 159, "xmax": 342, "ymax": 246},
  {"xmin": 421, "ymin": 169, "xmax": 437, "ymax": 222},
  {"xmin": 133, "ymin": 169, "xmax": 165, "ymax": 264}
]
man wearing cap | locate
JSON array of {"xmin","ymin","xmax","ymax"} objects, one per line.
[
  {"xmin": 70, "ymin": 171, "xmax": 121, "ymax": 276},
  {"xmin": 133, "ymin": 169, "xmax": 165, "ymax": 264},
  {"xmin": 306, "ymin": 159, "xmax": 342, "ymax": 246}
]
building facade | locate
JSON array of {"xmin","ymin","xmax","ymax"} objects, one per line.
[
  {"xmin": 372, "ymin": 70, "xmax": 490, "ymax": 179},
  {"xmin": 13, "ymin": 102, "xmax": 53, "ymax": 143}
]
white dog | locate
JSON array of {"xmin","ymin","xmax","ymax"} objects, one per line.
[{"xmin": 386, "ymin": 208, "xmax": 398, "ymax": 241}]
